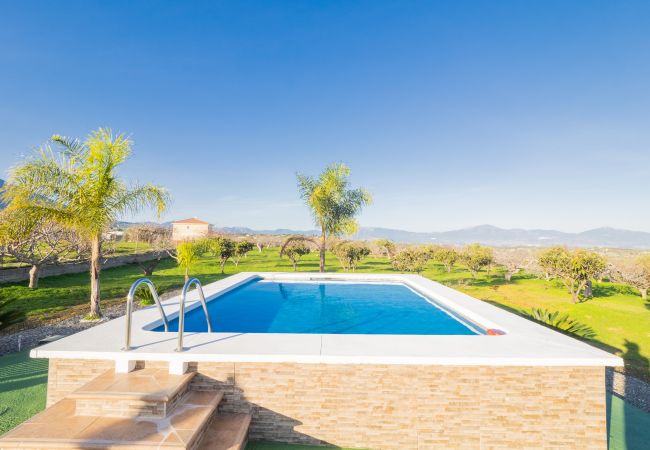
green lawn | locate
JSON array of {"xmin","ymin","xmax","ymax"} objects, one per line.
[
  {"xmin": 1, "ymin": 247, "xmax": 649, "ymax": 379},
  {"xmin": 0, "ymin": 351, "xmax": 648, "ymax": 448},
  {"xmin": 0, "ymin": 351, "xmax": 48, "ymax": 435}
]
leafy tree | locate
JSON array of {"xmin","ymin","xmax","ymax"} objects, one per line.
[
  {"xmin": 280, "ymin": 239, "xmax": 311, "ymax": 271},
  {"xmin": 297, "ymin": 163, "xmax": 371, "ymax": 272},
  {"xmin": 0, "ymin": 210, "xmax": 84, "ymax": 288},
  {"xmin": 434, "ymin": 247, "xmax": 459, "ymax": 273},
  {"xmin": 391, "ymin": 248, "xmax": 431, "ymax": 273},
  {"xmin": 233, "ymin": 241, "xmax": 255, "ymax": 266},
  {"xmin": 611, "ymin": 254, "xmax": 650, "ymax": 300},
  {"xmin": 538, "ymin": 246, "xmax": 568, "ymax": 281},
  {"xmin": 374, "ymin": 239, "xmax": 396, "ymax": 258},
  {"xmin": 208, "ymin": 237, "xmax": 235, "ymax": 273},
  {"xmin": 333, "ymin": 242, "xmax": 371, "ymax": 272},
  {"xmin": 460, "ymin": 244, "xmax": 494, "ymax": 278},
  {"xmin": 538, "ymin": 247, "xmax": 606, "ymax": 303},
  {"xmin": 2, "ymin": 129, "xmax": 169, "ymax": 318}
]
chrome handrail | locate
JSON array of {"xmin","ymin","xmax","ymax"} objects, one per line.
[
  {"xmin": 123, "ymin": 278, "xmax": 168, "ymax": 351},
  {"xmin": 176, "ymin": 277, "xmax": 212, "ymax": 352}
]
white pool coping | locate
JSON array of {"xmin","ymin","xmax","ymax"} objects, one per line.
[{"xmin": 30, "ymin": 272, "xmax": 623, "ymax": 368}]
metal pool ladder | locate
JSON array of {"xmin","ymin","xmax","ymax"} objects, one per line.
[
  {"xmin": 123, "ymin": 278, "xmax": 169, "ymax": 351},
  {"xmin": 176, "ymin": 277, "xmax": 212, "ymax": 352}
]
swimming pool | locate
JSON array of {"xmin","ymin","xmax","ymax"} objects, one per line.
[
  {"xmin": 30, "ymin": 272, "xmax": 622, "ymax": 449},
  {"xmin": 154, "ymin": 279, "xmax": 482, "ymax": 335}
]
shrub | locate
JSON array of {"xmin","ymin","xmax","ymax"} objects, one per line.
[
  {"xmin": 135, "ymin": 283, "xmax": 160, "ymax": 306},
  {"xmin": 391, "ymin": 248, "xmax": 431, "ymax": 273},
  {"xmin": 282, "ymin": 241, "xmax": 312, "ymax": 271},
  {"xmin": 207, "ymin": 237, "xmax": 235, "ymax": 273},
  {"xmin": 460, "ymin": 244, "xmax": 494, "ymax": 277},
  {"xmin": 333, "ymin": 242, "xmax": 371, "ymax": 272},
  {"xmin": 434, "ymin": 247, "xmax": 459, "ymax": 273},
  {"xmin": 374, "ymin": 239, "xmax": 396, "ymax": 258},
  {"xmin": 233, "ymin": 241, "xmax": 255, "ymax": 266},
  {"xmin": 538, "ymin": 247, "xmax": 606, "ymax": 303}
]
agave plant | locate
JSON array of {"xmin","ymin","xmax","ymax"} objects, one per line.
[
  {"xmin": 135, "ymin": 283, "xmax": 160, "ymax": 306},
  {"xmin": 526, "ymin": 308, "xmax": 596, "ymax": 340}
]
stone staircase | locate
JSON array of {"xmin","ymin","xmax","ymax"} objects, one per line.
[{"xmin": 0, "ymin": 367, "xmax": 251, "ymax": 450}]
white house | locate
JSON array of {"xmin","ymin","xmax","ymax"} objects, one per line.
[{"xmin": 171, "ymin": 217, "xmax": 211, "ymax": 242}]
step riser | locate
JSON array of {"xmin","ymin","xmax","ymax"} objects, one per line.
[
  {"xmin": 70, "ymin": 371, "xmax": 193, "ymax": 419},
  {"xmin": 0, "ymin": 367, "xmax": 250, "ymax": 450},
  {"xmin": 75, "ymin": 397, "xmax": 167, "ymax": 418},
  {"xmin": 73, "ymin": 383, "xmax": 191, "ymax": 419}
]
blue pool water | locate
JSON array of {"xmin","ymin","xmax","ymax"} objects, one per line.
[{"xmin": 154, "ymin": 280, "xmax": 481, "ymax": 335}]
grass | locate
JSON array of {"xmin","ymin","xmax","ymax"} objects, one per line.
[
  {"xmin": 0, "ymin": 351, "xmax": 648, "ymax": 449},
  {"xmin": 0, "ymin": 351, "xmax": 48, "ymax": 435},
  {"xmin": 1, "ymin": 247, "xmax": 649, "ymax": 380},
  {"xmin": 104, "ymin": 241, "xmax": 153, "ymax": 255}
]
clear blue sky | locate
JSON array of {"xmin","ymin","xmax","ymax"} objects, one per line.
[{"xmin": 1, "ymin": 1, "xmax": 649, "ymax": 232}]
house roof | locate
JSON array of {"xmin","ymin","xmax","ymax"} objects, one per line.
[{"xmin": 172, "ymin": 217, "xmax": 210, "ymax": 225}]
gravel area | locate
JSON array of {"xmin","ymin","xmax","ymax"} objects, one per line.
[
  {"xmin": 607, "ymin": 368, "xmax": 650, "ymax": 413},
  {"xmin": 0, "ymin": 288, "xmax": 181, "ymax": 356},
  {"xmin": 2, "ymin": 296, "xmax": 650, "ymax": 415}
]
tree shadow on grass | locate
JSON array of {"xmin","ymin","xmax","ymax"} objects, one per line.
[
  {"xmin": 450, "ymin": 275, "xmax": 508, "ymax": 289},
  {"xmin": 591, "ymin": 283, "xmax": 638, "ymax": 298},
  {"xmin": 0, "ymin": 351, "xmax": 48, "ymax": 425}
]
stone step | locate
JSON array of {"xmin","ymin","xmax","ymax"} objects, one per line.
[
  {"xmin": 197, "ymin": 414, "xmax": 252, "ymax": 450},
  {"xmin": 67, "ymin": 368, "xmax": 196, "ymax": 418},
  {"xmin": 0, "ymin": 391, "xmax": 223, "ymax": 449}
]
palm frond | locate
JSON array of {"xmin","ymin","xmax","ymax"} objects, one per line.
[{"xmin": 110, "ymin": 183, "xmax": 171, "ymax": 220}]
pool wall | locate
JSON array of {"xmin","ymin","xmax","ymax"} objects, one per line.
[{"xmin": 45, "ymin": 358, "xmax": 606, "ymax": 449}]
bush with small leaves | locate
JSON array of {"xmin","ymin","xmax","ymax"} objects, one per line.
[
  {"xmin": 203, "ymin": 237, "xmax": 235, "ymax": 273},
  {"xmin": 282, "ymin": 241, "xmax": 312, "ymax": 271},
  {"xmin": 538, "ymin": 247, "xmax": 606, "ymax": 303},
  {"xmin": 374, "ymin": 239, "xmax": 396, "ymax": 258},
  {"xmin": 460, "ymin": 244, "xmax": 494, "ymax": 277},
  {"xmin": 233, "ymin": 241, "xmax": 255, "ymax": 266},
  {"xmin": 333, "ymin": 242, "xmax": 371, "ymax": 272},
  {"xmin": 391, "ymin": 248, "xmax": 431, "ymax": 273},
  {"xmin": 434, "ymin": 247, "xmax": 459, "ymax": 273}
]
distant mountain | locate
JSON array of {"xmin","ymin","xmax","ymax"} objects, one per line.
[
  {"xmin": 218, "ymin": 224, "xmax": 650, "ymax": 249},
  {"xmin": 220, "ymin": 226, "xmax": 318, "ymax": 236},
  {"xmin": 113, "ymin": 220, "xmax": 650, "ymax": 249},
  {"xmin": 352, "ymin": 225, "xmax": 650, "ymax": 249}
]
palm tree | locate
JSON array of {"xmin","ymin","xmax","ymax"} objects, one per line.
[
  {"xmin": 172, "ymin": 241, "xmax": 200, "ymax": 282},
  {"xmin": 2, "ymin": 128, "xmax": 170, "ymax": 318},
  {"xmin": 296, "ymin": 163, "xmax": 371, "ymax": 272}
]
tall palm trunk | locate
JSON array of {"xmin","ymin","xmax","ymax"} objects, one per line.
[
  {"xmin": 89, "ymin": 236, "xmax": 102, "ymax": 318},
  {"xmin": 319, "ymin": 229, "xmax": 326, "ymax": 273}
]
